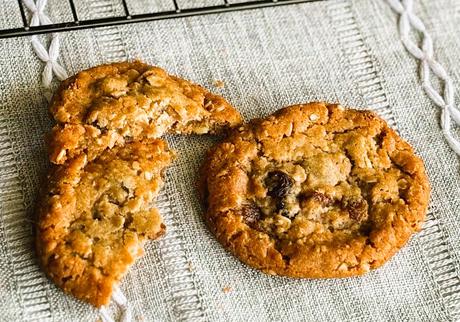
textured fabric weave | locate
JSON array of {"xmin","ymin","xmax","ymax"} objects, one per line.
[{"xmin": 1, "ymin": 0, "xmax": 460, "ymax": 321}]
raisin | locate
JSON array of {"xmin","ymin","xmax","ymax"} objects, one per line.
[
  {"xmin": 360, "ymin": 222, "xmax": 373, "ymax": 236},
  {"xmin": 374, "ymin": 130, "xmax": 386, "ymax": 149},
  {"xmin": 276, "ymin": 200, "xmax": 291, "ymax": 217},
  {"xmin": 298, "ymin": 191, "xmax": 333, "ymax": 206},
  {"xmin": 121, "ymin": 183, "xmax": 134, "ymax": 199},
  {"xmin": 121, "ymin": 184, "xmax": 130, "ymax": 194},
  {"xmin": 123, "ymin": 215, "xmax": 133, "ymax": 229},
  {"xmin": 276, "ymin": 200, "xmax": 286, "ymax": 213},
  {"xmin": 265, "ymin": 171, "xmax": 293, "ymax": 199},
  {"xmin": 344, "ymin": 198, "xmax": 368, "ymax": 222},
  {"xmin": 240, "ymin": 204, "xmax": 262, "ymax": 230},
  {"xmin": 311, "ymin": 192, "xmax": 333, "ymax": 206},
  {"xmin": 108, "ymin": 196, "xmax": 121, "ymax": 205},
  {"xmin": 91, "ymin": 121, "xmax": 108, "ymax": 134},
  {"xmin": 92, "ymin": 210, "xmax": 103, "ymax": 221}
]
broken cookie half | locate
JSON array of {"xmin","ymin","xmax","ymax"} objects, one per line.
[
  {"xmin": 36, "ymin": 140, "xmax": 174, "ymax": 307},
  {"xmin": 48, "ymin": 61, "xmax": 243, "ymax": 164},
  {"xmin": 37, "ymin": 61, "xmax": 242, "ymax": 307}
]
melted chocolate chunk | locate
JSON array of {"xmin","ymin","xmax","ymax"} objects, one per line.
[{"xmin": 265, "ymin": 171, "xmax": 293, "ymax": 199}]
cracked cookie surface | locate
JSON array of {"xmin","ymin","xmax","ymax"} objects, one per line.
[
  {"xmin": 36, "ymin": 139, "xmax": 174, "ymax": 307},
  {"xmin": 48, "ymin": 61, "xmax": 242, "ymax": 164},
  {"xmin": 200, "ymin": 102, "xmax": 430, "ymax": 278}
]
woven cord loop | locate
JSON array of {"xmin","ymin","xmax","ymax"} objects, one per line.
[
  {"xmin": 22, "ymin": 2, "xmax": 131, "ymax": 321},
  {"xmin": 23, "ymin": 0, "xmax": 68, "ymax": 100},
  {"xmin": 386, "ymin": 0, "xmax": 460, "ymax": 155},
  {"xmin": 99, "ymin": 286, "xmax": 132, "ymax": 322}
]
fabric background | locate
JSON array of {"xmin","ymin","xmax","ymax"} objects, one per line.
[{"xmin": 0, "ymin": 0, "xmax": 460, "ymax": 321}]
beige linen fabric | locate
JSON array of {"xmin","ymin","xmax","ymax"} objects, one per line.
[{"xmin": 1, "ymin": 0, "xmax": 460, "ymax": 321}]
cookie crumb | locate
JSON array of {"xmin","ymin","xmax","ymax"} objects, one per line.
[
  {"xmin": 213, "ymin": 80, "xmax": 225, "ymax": 88},
  {"xmin": 187, "ymin": 261, "xmax": 194, "ymax": 272},
  {"xmin": 222, "ymin": 286, "xmax": 232, "ymax": 293},
  {"xmin": 309, "ymin": 113, "xmax": 319, "ymax": 121}
]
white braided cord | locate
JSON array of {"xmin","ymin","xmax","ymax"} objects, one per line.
[
  {"xmin": 99, "ymin": 286, "xmax": 132, "ymax": 322},
  {"xmin": 23, "ymin": 2, "xmax": 131, "ymax": 321},
  {"xmin": 386, "ymin": 0, "xmax": 460, "ymax": 155},
  {"xmin": 22, "ymin": 0, "xmax": 68, "ymax": 100}
]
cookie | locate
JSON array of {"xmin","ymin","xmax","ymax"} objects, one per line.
[
  {"xmin": 36, "ymin": 139, "xmax": 174, "ymax": 307},
  {"xmin": 48, "ymin": 61, "xmax": 242, "ymax": 164},
  {"xmin": 200, "ymin": 102, "xmax": 430, "ymax": 278}
]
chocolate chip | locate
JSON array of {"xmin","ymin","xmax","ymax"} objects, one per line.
[
  {"xmin": 265, "ymin": 171, "xmax": 293, "ymax": 199},
  {"xmin": 240, "ymin": 204, "xmax": 262, "ymax": 230}
]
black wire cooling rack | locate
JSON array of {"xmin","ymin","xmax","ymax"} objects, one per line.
[{"xmin": 1, "ymin": 0, "xmax": 323, "ymax": 39}]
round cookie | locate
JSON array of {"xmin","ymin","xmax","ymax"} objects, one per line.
[
  {"xmin": 200, "ymin": 102, "xmax": 430, "ymax": 278},
  {"xmin": 36, "ymin": 139, "xmax": 174, "ymax": 307},
  {"xmin": 48, "ymin": 61, "xmax": 242, "ymax": 164}
]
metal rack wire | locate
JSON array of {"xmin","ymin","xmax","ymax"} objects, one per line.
[{"xmin": 1, "ymin": 0, "xmax": 324, "ymax": 39}]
